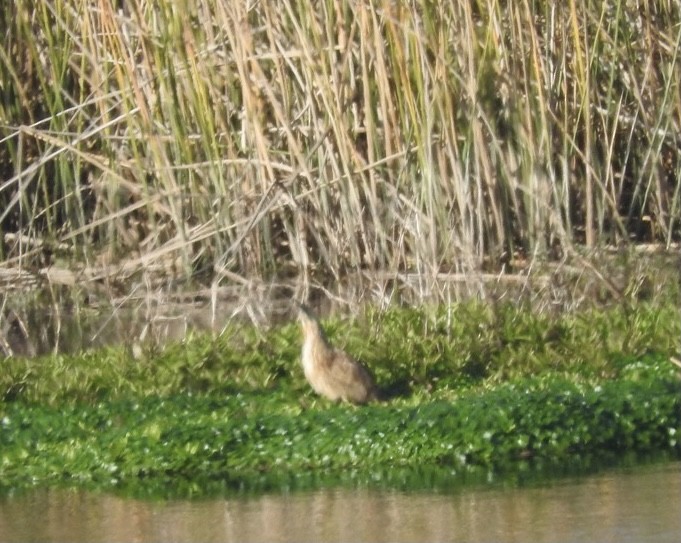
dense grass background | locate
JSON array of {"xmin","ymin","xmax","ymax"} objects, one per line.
[
  {"xmin": 1, "ymin": 0, "xmax": 679, "ymax": 297},
  {"xmin": 3, "ymin": 301, "xmax": 679, "ymax": 404}
]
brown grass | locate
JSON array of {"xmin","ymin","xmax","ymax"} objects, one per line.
[{"xmin": 0, "ymin": 0, "xmax": 679, "ymax": 308}]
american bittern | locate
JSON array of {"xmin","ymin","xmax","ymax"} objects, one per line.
[{"xmin": 297, "ymin": 304, "xmax": 379, "ymax": 404}]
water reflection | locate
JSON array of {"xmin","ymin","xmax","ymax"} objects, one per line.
[{"xmin": 1, "ymin": 461, "xmax": 679, "ymax": 543}]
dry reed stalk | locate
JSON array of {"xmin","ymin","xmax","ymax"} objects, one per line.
[{"xmin": 0, "ymin": 0, "xmax": 678, "ymax": 306}]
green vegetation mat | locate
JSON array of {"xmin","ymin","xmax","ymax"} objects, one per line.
[{"xmin": 1, "ymin": 303, "xmax": 680, "ymax": 497}]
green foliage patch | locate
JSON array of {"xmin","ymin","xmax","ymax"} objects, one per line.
[
  {"xmin": 2, "ymin": 302, "xmax": 679, "ymax": 404},
  {"xmin": 0, "ymin": 362, "xmax": 678, "ymax": 496},
  {"xmin": 1, "ymin": 302, "xmax": 679, "ymax": 496}
]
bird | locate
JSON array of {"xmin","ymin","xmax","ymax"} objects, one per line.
[{"xmin": 296, "ymin": 303, "xmax": 379, "ymax": 404}]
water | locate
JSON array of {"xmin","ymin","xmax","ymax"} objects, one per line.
[{"xmin": 1, "ymin": 460, "xmax": 678, "ymax": 542}]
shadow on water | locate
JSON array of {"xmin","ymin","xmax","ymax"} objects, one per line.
[
  {"xmin": 83, "ymin": 451, "xmax": 680, "ymax": 502},
  {"xmin": 0, "ymin": 456, "xmax": 679, "ymax": 543}
]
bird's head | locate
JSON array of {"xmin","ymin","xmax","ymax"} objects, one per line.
[{"xmin": 296, "ymin": 303, "xmax": 325, "ymax": 340}]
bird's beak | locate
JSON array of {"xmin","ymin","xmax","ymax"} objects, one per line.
[{"xmin": 295, "ymin": 302, "xmax": 307, "ymax": 321}]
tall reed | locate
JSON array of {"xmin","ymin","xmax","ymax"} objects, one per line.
[{"xmin": 1, "ymin": 0, "xmax": 679, "ymax": 298}]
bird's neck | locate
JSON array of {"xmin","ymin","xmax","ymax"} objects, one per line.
[{"xmin": 302, "ymin": 326, "xmax": 332, "ymax": 368}]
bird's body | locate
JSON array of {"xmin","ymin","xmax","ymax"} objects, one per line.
[{"xmin": 298, "ymin": 304, "xmax": 378, "ymax": 404}]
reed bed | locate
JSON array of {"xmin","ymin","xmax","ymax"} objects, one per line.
[{"xmin": 1, "ymin": 0, "xmax": 680, "ymax": 303}]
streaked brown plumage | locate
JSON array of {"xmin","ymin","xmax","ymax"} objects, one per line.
[{"xmin": 297, "ymin": 304, "xmax": 378, "ymax": 404}]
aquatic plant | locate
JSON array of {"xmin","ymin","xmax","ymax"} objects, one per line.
[
  {"xmin": 0, "ymin": 356, "xmax": 678, "ymax": 496},
  {"xmin": 1, "ymin": 302, "xmax": 679, "ymax": 404},
  {"xmin": 1, "ymin": 301, "xmax": 679, "ymax": 496}
]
